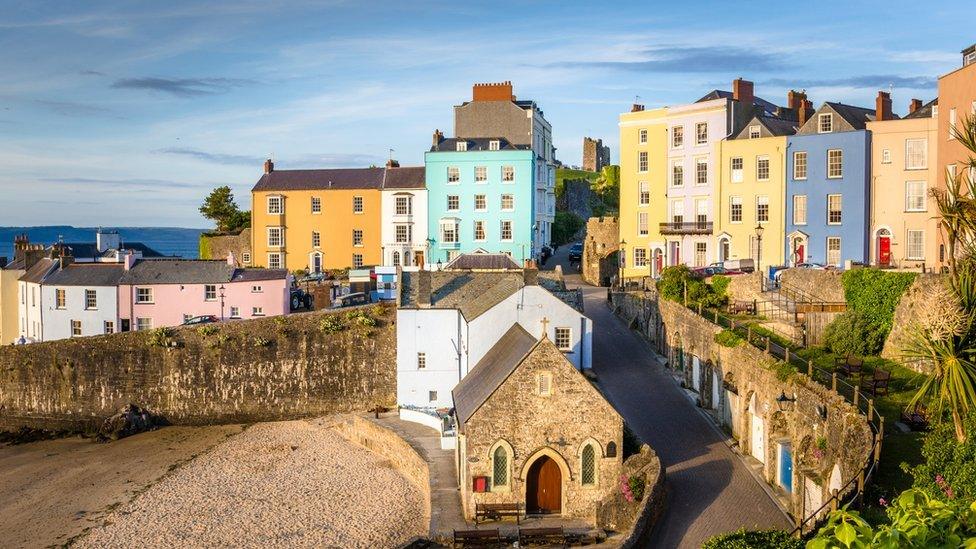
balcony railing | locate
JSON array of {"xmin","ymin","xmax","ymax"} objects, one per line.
[{"xmin": 659, "ymin": 221, "xmax": 713, "ymax": 235}]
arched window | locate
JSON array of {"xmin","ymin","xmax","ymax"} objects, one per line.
[
  {"xmin": 606, "ymin": 441, "xmax": 617, "ymax": 458},
  {"xmin": 492, "ymin": 445, "xmax": 509, "ymax": 487},
  {"xmin": 581, "ymin": 444, "xmax": 596, "ymax": 485},
  {"xmin": 392, "ymin": 251, "xmax": 401, "ymax": 266}
]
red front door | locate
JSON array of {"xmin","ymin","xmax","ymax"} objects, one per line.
[
  {"xmin": 879, "ymin": 237, "xmax": 891, "ymax": 266},
  {"xmin": 796, "ymin": 244, "xmax": 805, "ymax": 265},
  {"xmin": 654, "ymin": 251, "xmax": 663, "ymax": 275}
]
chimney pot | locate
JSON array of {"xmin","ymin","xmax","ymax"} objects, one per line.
[
  {"xmin": 876, "ymin": 90, "xmax": 893, "ymax": 121},
  {"xmin": 263, "ymin": 158, "xmax": 274, "ymax": 174},
  {"xmin": 227, "ymin": 251, "xmax": 236, "ymax": 266},
  {"xmin": 909, "ymin": 98, "xmax": 923, "ymax": 114},
  {"xmin": 432, "ymin": 129, "xmax": 444, "ymax": 150},
  {"xmin": 732, "ymin": 78, "xmax": 754, "ymax": 106},
  {"xmin": 124, "ymin": 250, "xmax": 136, "ymax": 271},
  {"xmin": 472, "ymin": 81, "xmax": 515, "ymax": 102},
  {"xmin": 631, "ymin": 103, "xmax": 645, "ymax": 112}
]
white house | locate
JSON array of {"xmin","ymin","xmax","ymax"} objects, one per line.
[
  {"xmin": 396, "ymin": 256, "xmax": 591, "ymax": 409},
  {"xmin": 41, "ymin": 262, "xmax": 124, "ymax": 340},
  {"xmin": 381, "ymin": 165, "xmax": 428, "ymax": 269}
]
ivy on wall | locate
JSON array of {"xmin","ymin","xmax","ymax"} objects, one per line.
[{"xmin": 841, "ymin": 269, "xmax": 917, "ymax": 336}]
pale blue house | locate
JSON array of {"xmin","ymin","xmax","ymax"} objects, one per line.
[
  {"xmin": 425, "ymin": 134, "xmax": 536, "ymax": 265},
  {"xmin": 785, "ymin": 101, "xmax": 878, "ymax": 268}
]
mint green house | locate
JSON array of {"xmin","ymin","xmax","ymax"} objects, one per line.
[{"xmin": 426, "ymin": 135, "xmax": 537, "ymax": 264}]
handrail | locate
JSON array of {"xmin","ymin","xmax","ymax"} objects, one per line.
[{"xmin": 619, "ymin": 290, "xmax": 883, "ymax": 538}]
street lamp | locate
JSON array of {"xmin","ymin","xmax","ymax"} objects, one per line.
[
  {"xmin": 618, "ymin": 239, "xmax": 627, "ymax": 289},
  {"xmin": 754, "ymin": 223, "xmax": 765, "ymax": 275},
  {"xmin": 775, "ymin": 390, "xmax": 796, "ymax": 412},
  {"xmin": 218, "ymin": 285, "xmax": 226, "ymax": 321}
]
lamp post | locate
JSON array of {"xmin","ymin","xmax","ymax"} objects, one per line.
[
  {"xmin": 618, "ymin": 239, "xmax": 626, "ymax": 289},
  {"xmin": 218, "ymin": 285, "xmax": 226, "ymax": 321},
  {"xmin": 754, "ymin": 223, "xmax": 765, "ymax": 275}
]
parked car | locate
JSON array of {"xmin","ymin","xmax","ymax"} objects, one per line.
[
  {"xmin": 290, "ymin": 286, "xmax": 314, "ymax": 311},
  {"xmin": 703, "ymin": 263, "xmax": 745, "ymax": 276},
  {"xmin": 720, "ymin": 259, "xmax": 755, "ymax": 273},
  {"xmin": 182, "ymin": 315, "xmax": 218, "ymax": 326},
  {"xmin": 334, "ymin": 292, "xmax": 369, "ymax": 308},
  {"xmin": 568, "ymin": 243, "xmax": 583, "ymax": 261}
]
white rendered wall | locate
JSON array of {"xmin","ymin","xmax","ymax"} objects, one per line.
[
  {"xmin": 381, "ymin": 189, "xmax": 428, "ymax": 269},
  {"xmin": 396, "ymin": 307, "xmax": 468, "ymax": 409},
  {"xmin": 42, "ymin": 285, "xmax": 118, "ymax": 341}
]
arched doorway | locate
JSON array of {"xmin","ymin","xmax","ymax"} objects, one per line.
[
  {"xmin": 652, "ymin": 248, "xmax": 663, "ymax": 278},
  {"xmin": 310, "ymin": 252, "xmax": 323, "ymax": 273},
  {"xmin": 876, "ymin": 228, "xmax": 892, "ymax": 266},
  {"xmin": 789, "ymin": 232, "xmax": 808, "ymax": 266},
  {"xmin": 526, "ymin": 455, "xmax": 562, "ymax": 514},
  {"xmin": 718, "ymin": 236, "xmax": 731, "ymax": 264},
  {"xmin": 749, "ymin": 393, "xmax": 765, "ymax": 463}
]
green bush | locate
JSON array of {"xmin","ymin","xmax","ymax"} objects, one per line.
[
  {"xmin": 552, "ymin": 211, "xmax": 585, "ymax": 247},
  {"xmin": 252, "ymin": 336, "xmax": 272, "ymax": 347},
  {"xmin": 146, "ymin": 327, "xmax": 173, "ymax": 348},
  {"xmin": 906, "ymin": 413, "xmax": 976, "ymax": 502},
  {"xmin": 715, "ymin": 330, "xmax": 744, "ymax": 347},
  {"xmin": 822, "ymin": 310, "xmax": 887, "ymax": 356},
  {"xmin": 701, "ymin": 529, "xmax": 801, "ymax": 549},
  {"xmin": 842, "ymin": 269, "xmax": 916, "ymax": 337},
  {"xmin": 319, "ymin": 316, "xmax": 345, "ymax": 334},
  {"xmin": 657, "ymin": 266, "xmax": 728, "ymax": 308},
  {"xmin": 628, "ymin": 474, "xmax": 645, "ymax": 502},
  {"xmin": 657, "ymin": 266, "xmax": 693, "ymax": 302},
  {"xmin": 711, "ymin": 274, "xmax": 731, "ymax": 297},
  {"xmin": 197, "ymin": 325, "xmax": 219, "ymax": 337}
]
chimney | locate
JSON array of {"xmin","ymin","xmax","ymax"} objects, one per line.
[
  {"xmin": 416, "ymin": 270, "xmax": 432, "ymax": 307},
  {"xmin": 787, "ymin": 90, "xmax": 803, "ymax": 110},
  {"xmin": 385, "ymin": 158, "xmax": 400, "ymax": 169},
  {"xmin": 798, "ymin": 99, "xmax": 813, "ymax": 127},
  {"xmin": 432, "ymin": 129, "xmax": 444, "ymax": 150},
  {"xmin": 226, "ymin": 251, "xmax": 236, "ymax": 266},
  {"xmin": 263, "ymin": 158, "xmax": 274, "ymax": 174},
  {"xmin": 523, "ymin": 260, "xmax": 538, "ymax": 286},
  {"xmin": 124, "ymin": 250, "xmax": 136, "ymax": 271},
  {"xmin": 472, "ymin": 81, "xmax": 515, "ymax": 102},
  {"xmin": 631, "ymin": 103, "xmax": 645, "ymax": 112},
  {"xmin": 58, "ymin": 254, "xmax": 74, "ymax": 270},
  {"xmin": 732, "ymin": 78, "xmax": 754, "ymax": 106},
  {"xmin": 876, "ymin": 91, "xmax": 893, "ymax": 121},
  {"xmin": 909, "ymin": 98, "xmax": 923, "ymax": 114},
  {"xmin": 13, "ymin": 233, "xmax": 29, "ymax": 262},
  {"xmin": 23, "ymin": 248, "xmax": 45, "ymax": 270}
]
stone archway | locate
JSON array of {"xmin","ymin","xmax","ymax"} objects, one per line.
[{"xmin": 520, "ymin": 448, "xmax": 571, "ymax": 516}]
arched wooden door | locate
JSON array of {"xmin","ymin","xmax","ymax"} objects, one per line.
[{"xmin": 526, "ymin": 456, "xmax": 562, "ymax": 514}]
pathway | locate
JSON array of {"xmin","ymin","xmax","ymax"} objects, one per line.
[{"xmin": 546, "ymin": 245, "xmax": 791, "ymax": 548}]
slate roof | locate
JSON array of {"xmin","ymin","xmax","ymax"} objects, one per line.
[
  {"xmin": 59, "ymin": 242, "xmax": 165, "ymax": 259},
  {"xmin": 383, "ymin": 166, "xmax": 426, "ymax": 189},
  {"xmin": 400, "ymin": 270, "xmax": 525, "ymax": 320},
  {"xmin": 452, "ymin": 323, "xmax": 539, "ymax": 425},
  {"xmin": 252, "ymin": 166, "xmax": 425, "ymax": 192},
  {"xmin": 233, "ymin": 268, "xmax": 290, "ymax": 282},
  {"xmin": 2, "ymin": 257, "xmax": 26, "ymax": 271},
  {"xmin": 696, "ymin": 90, "xmax": 779, "ymax": 116},
  {"xmin": 19, "ymin": 258, "xmax": 56, "ymax": 284},
  {"xmin": 825, "ymin": 102, "xmax": 893, "ymax": 130},
  {"xmin": 904, "ymin": 99, "xmax": 938, "ymax": 119},
  {"xmin": 430, "ymin": 137, "xmax": 531, "ymax": 153},
  {"xmin": 119, "ymin": 259, "xmax": 236, "ymax": 285},
  {"xmin": 443, "ymin": 252, "xmax": 521, "ymax": 270},
  {"xmin": 734, "ymin": 115, "xmax": 799, "ymax": 139},
  {"xmin": 43, "ymin": 263, "xmax": 125, "ymax": 286}
]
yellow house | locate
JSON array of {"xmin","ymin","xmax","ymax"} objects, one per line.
[
  {"xmin": 251, "ymin": 161, "xmax": 387, "ymax": 272},
  {"xmin": 865, "ymin": 99, "xmax": 939, "ymax": 270},
  {"xmin": 618, "ymin": 104, "xmax": 668, "ymax": 280},
  {"xmin": 716, "ymin": 115, "xmax": 796, "ymax": 269}
]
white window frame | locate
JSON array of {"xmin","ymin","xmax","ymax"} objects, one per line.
[
  {"xmin": 827, "ymin": 194, "xmax": 843, "ymax": 225},
  {"xmin": 905, "ymin": 138, "xmax": 927, "ymax": 170},
  {"xmin": 638, "ymin": 212, "xmax": 648, "ymax": 236},
  {"xmin": 671, "ymin": 125, "xmax": 684, "ymax": 148},
  {"xmin": 352, "ymin": 195, "xmax": 364, "ymax": 214},
  {"xmin": 55, "ymin": 288, "xmax": 66, "ymax": 309},
  {"xmin": 826, "ymin": 237, "xmax": 842, "ymax": 266},
  {"xmin": 136, "ymin": 317, "xmax": 153, "ymax": 331},
  {"xmin": 395, "ymin": 195, "xmax": 412, "ymax": 215},
  {"xmin": 638, "ymin": 151, "xmax": 648, "ymax": 173},
  {"xmin": 252, "ymin": 306, "xmax": 265, "ymax": 317},
  {"xmin": 135, "ymin": 287, "xmax": 154, "ymax": 304},
  {"xmin": 881, "ymin": 149, "xmax": 891, "ymax": 164},
  {"xmin": 312, "ymin": 231, "xmax": 321, "ymax": 248},
  {"xmin": 639, "ymin": 129, "xmax": 648, "ymax": 144},
  {"xmin": 501, "ymin": 166, "xmax": 515, "ymax": 182},
  {"xmin": 500, "ymin": 194, "xmax": 514, "ymax": 211},
  {"xmin": 538, "ymin": 372, "xmax": 553, "ymax": 396},
  {"xmin": 671, "ymin": 161, "xmax": 684, "ymax": 187},
  {"xmin": 756, "ymin": 195, "xmax": 769, "ymax": 223},
  {"xmin": 311, "ymin": 196, "xmax": 321, "ymax": 214},
  {"xmin": 70, "ymin": 320, "xmax": 81, "ymax": 337},
  {"xmin": 267, "ymin": 226, "xmax": 283, "ymax": 248},
  {"xmin": 474, "ymin": 194, "xmax": 487, "ymax": 211},
  {"xmin": 395, "ymin": 224, "xmax": 411, "ymax": 244},
  {"xmin": 474, "ymin": 220, "xmax": 486, "ymax": 241},
  {"xmin": 83, "ymin": 289, "xmax": 97, "ymax": 310},
  {"xmin": 352, "ymin": 229, "xmax": 364, "ymax": 247},
  {"xmin": 352, "ymin": 254, "xmax": 364, "ymax": 268},
  {"xmin": 447, "ymin": 166, "xmax": 460, "ymax": 183},
  {"xmin": 241, "ymin": 252, "xmax": 251, "ymax": 264},
  {"xmin": 694, "ymin": 242, "xmax": 707, "ymax": 267},
  {"xmin": 440, "ymin": 220, "xmax": 459, "ymax": 244},
  {"xmin": 417, "ymin": 352, "xmax": 426, "ymax": 369},
  {"xmin": 757, "ymin": 155, "xmax": 770, "ymax": 181},
  {"xmin": 695, "ymin": 158, "xmax": 708, "ymax": 185},
  {"xmin": 827, "ymin": 149, "xmax": 843, "ymax": 179},
  {"xmin": 104, "ymin": 320, "xmax": 114, "ymax": 334},
  {"xmin": 633, "ymin": 247, "xmax": 647, "ymax": 268},
  {"xmin": 204, "ymin": 284, "xmax": 217, "ymax": 301},
  {"xmin": 905, "ymin": 180, "xmax": 927, "ymax": 212},
  {"xmin": 695, "ymin": 122, "xmax": 708, "ymax": 145},
  {"xmin": 793, "ymin": 195, "xmax": 808, "ymax": 225},
  {"xmin": 475, "ymin": 166, "xmax": 487, "ymax": 183},
  {"xmin": 748, "ymin": 125, "xmax": 761, "ymax": 139},
  {"xmin": 730, "ymin": 157, "xmax": 743, "ymax": 183},
  {"xmin": 456, "ymin": 141, "xmax": 467, "ymax": 152},
  {"xmin": 447, "ymin": 195, "xmax": 459, "ymax": 211},
  {"xmin": 793, "ymin": 151, "xmax": 807, "ymax": 180},
  {"xmin": 730, "ymin": 196, "xmax": 742, "ymax": 223},
  {"xmin": 906, "ymin": 230, "xmax": 925, "ymax": 260},
  {"xmin": 266, "ymin": 195, "xmax": 283, "ymax": 215},
  {"xmin": 500, "ymin": 220, "xmax": 513, "ymax": 242},
  {"xmin": 489, "ymin": 140, "xmax": 500, "ymax": 151},
  {"xmin": 639, "ymin": 181, "xmax": 650, "ymax": 206},
  {"xmin": 818, "ymin": 113, "xmax": 833, "ymax": 133},
  {"xmin": 554, "ymin": 327, "xmax": 572, "ymax": 351},
  {"xmin": 267, "ymin": 253, "xmax": 282, "ymax": 269}
]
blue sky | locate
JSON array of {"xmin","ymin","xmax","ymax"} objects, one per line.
[{"xmin": 0, "ymin": 0, "xmax": 971, "ymax": 228}]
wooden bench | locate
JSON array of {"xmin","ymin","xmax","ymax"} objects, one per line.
[
  {"xmin": 834, "ymin": 355, "xmax": 864, "ymax": 378},
  {"xmin": 729, "ymin": 300, "xmax": 756, "ymax": 315},
  {"xmin": 518, "ymin": 526, "xmax": 566, "ymax": 547},
  {"xmin": 453, "ymin": 528, "xmax": 500, "ymax": 548},
  {"xmin": 860, "ymin": 369, "xmax": 891, "ymax": 396},
  {"xmin": 474, "ymin": 502, "xmax": 522, "ymax": 524},
  {"xmin": 901, "ymin": 403, "xmax": 929, "ymax": 431}
]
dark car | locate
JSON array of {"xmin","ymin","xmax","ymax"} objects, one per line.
[
  {"xmin": 334, "ymin": 292, "xmax": 369, "ymax": 308},
  {"xmin": 182, "ymin": 315, "xmax": 218, "ymax": 326},
  {"xmin": 568, "ymin": 243, "xmax": 583, "ymax": 261}
]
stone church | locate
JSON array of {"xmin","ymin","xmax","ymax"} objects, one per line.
[{"xmin": 452, "ymin": 322, "xmax": 623, "ymax": 521}]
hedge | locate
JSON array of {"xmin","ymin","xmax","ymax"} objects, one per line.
[
  {"xmin": 841, "ymin": 269, "xmax": 916, "ymax": 336},
  {"xmin": 701, "ymin": 529, "xmax": 802, "ymax": 549}
]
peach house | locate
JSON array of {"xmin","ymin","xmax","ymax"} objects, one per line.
[{"xmin": 117, "ymin": 254, "xmax": 290, "ymax": 331}]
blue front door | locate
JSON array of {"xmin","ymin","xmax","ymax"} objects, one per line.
[{"xmin": 778, "ymin": 442, "xmax": 793, "ymax": 493}]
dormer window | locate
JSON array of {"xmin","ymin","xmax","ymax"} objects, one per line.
[
  {"xmin": 749, "ymin": 125, "xmax": 761, "ymax": 139},
  {"xmin": 818, "ymin": 113, "xmax": 833, "ymax": 134},
  {"xmin": 965, "ymin": 50, "xmax": 976, "ymax": 67},
  {"xmin": 489, "ymin": 140, "xmax": 500, "ymax": 151},
  {"xmin": 456, "ymin": 141, "xmax": 468, "ymax": 152}
]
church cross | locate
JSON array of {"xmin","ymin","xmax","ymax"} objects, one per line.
[{"xmin": 540, "ymin": 316, "xmax": 550, "ymax": 338}]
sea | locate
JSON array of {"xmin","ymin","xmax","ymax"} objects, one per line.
[{"xmin": 0, "ymin": 226, "xmax": 205, "ymax": 261}]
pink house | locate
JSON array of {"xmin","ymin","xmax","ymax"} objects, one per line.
[{"xmin": 117, "ymin": 254, "xmax": 290, "ymax": 331}]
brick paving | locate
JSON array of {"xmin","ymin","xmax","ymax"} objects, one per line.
[{"xmin": 548, "ymin": 247, "xmax": 790, "ymax": 548}]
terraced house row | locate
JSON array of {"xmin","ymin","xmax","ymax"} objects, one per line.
[
  {"xmin": 249, "ymin": 81, "xmax": 556, "ymax": 272},
  {"xmin": 618, "ymin": 43, "xmax": 976, "ymax": 280}
]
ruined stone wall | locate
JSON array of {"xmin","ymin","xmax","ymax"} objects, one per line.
[
  {"xmin": 779, "ymin": 269, "xmax": 845, "ymax": 302},
  {"xmin": 582, "ymin": 137, "xmax": 610, "ymax": 173},
  {"xmin": 199, "ymin": 229, "xmax": 251, "ymax": 262},
  {"xmin": 560, "ymin": 179, "xmax": 594, "ymax": 222},
  {"xmin": 583, "ymin": 217, "xmax": 619, "ymax": 286},
  {"xmin": 725, "ymin": 272, "xmax": 763, "ymax": 304},
  {"xmin": 0, "ymin": 305, "xmax": 396, "ymax": 431},
  {"xmin": 881, "ymin": 274, "xmax": 949, "ymax": 371},
  {"xmin": 611, "ymin": 291, "xmax": 874, "ymax": 522}
]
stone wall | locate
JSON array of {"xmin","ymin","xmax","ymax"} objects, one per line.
[
  {"xmin": 560, "ymin": 179, "xmax": 595, "ymax": 222},
  {"xmin": 199, "ymin": 229, "xmax": 251, "ymax": 262},
  {"xmin": 611, "ymin": 291, "xmax": 874, "ymax": 524},
  {"xmin": 881, "ymin": 274, "xmax": 948, "ymax": 371},
  {"xmin": 332, "ymin": 414, "xmax": 431, "ymax": 532},
  {"xmin": 726, "ymin": 272, "xmax": 763, "ymax": 304},
  {"xmin": 583, "ymin": 137, "xmax": 611, "ymax": 173},
  {"xmin": 0, "ymin": 305, "xmax": 396, "ymax": 431},
  {"xmin": 595, "ymin": 445, "xmax": 666, "ymax": 548},
  {"xmin": 583, "ymin": 217, "xmax": 619, "ymax": 286},
  {"xmin": 778, "ymin": 269, "xmax": 845, "ymax": 302}
]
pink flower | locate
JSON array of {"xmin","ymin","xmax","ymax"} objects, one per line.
[
  {"xmin": 878, "ymin": 497, "xmax": 888, "ymax": 507},
  {"xmin": 935, "ymin": 474, "xmax": 946, "ymax": 486},
  {"xmin": 946, "ymin": 487, "xmax": 954, "ymax": 499}
]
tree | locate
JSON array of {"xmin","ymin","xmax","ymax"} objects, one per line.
[
  {"xmin": 592, "ymin": 165, "xmax": 620, "ymax": 208},
  {"xmin": 552, "ymin": 211, "xmax": 584, "ymax": 246},
  {"xmin": 199, "ymin": 186, "xmax": 248, "ymax": 232}
]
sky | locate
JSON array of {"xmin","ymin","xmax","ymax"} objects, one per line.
[{"xmin": 0, "ymin": 0, "xmax": 971, "ymax": 228}]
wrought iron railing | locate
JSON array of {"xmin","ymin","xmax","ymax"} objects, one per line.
[{"xmin": 658, "ymin": 221, "xmax": 713, "ymax": 234}]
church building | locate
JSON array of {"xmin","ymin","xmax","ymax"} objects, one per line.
[{"xmin": 452, "ymin": 322, "xmax": 623, "ymax": 521}]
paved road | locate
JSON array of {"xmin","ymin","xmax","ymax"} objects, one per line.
[{"xmin": 544, "ymin": 245, "xmax": 790, "ymax": 548}]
